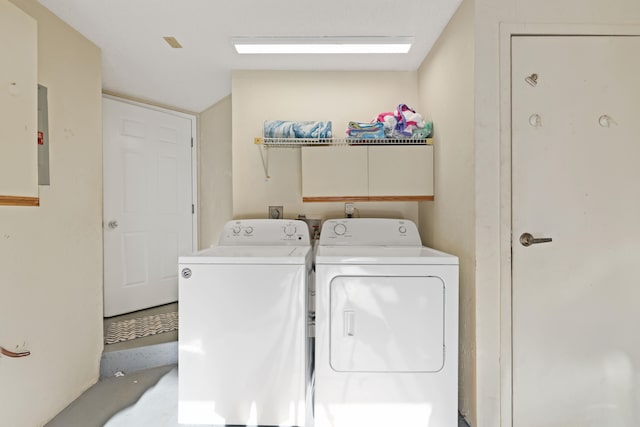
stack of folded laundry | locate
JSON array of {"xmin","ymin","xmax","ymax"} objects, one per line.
[
  {"xmin": 345, "ymin": 121, "xmax": 385, "ymax": 139},
  {"xmin": 376, "ymin": 104, "xmax": 432, "ymax": 138},
  {"xmin": 264, "ymin": 120, "xmax": 332, "ymax": 139},
  {"xmin": 345, "ymin": 104, "xmax": 433, "ymax": 140}
]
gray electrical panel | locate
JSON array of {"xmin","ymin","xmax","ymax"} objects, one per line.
[{"xmin": 37, "ymin": 84, "xmax": 50, "ymax": 185}]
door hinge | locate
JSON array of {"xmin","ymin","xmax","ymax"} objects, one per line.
[
  {"xmin": 191, "ymin": 137, "xmax": 193, "ymax": 148},
  {"xmin": 192, "ymin": 204, "xmax": 195, "ymax": 214}
]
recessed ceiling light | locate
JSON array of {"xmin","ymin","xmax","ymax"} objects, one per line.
[
  {"xmin": 163, "ymin": 36, "xmax": 183, "ymax": 49},
  {"xmin": 232, "ymin": 37, "xmax": 413, "ymax": 54}
]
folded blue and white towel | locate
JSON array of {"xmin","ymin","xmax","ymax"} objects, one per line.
[
  {"xmin": 264, "ymin": 120, "xmax": 332, "ymax": 139},
  {"xmin": 346, "ymin": 121, "xmax": 385, "ymax": 139}
]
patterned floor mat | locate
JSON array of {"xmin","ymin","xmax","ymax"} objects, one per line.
[{"xmin": 105, "ymin": 312, "xmax": 178, "ymax": 345}]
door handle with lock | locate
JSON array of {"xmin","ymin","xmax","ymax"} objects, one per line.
[
  {"xmin": 107, "ymin": 220, "xmax": 119, "ymax": 229},
  {"xmin": 520, "ymin": 232, "xmax": 552, "ymax": 247}
]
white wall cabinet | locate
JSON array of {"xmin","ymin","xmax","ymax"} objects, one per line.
[
  {"xmin": 301, "ymin": 146, "xmax": 368, "ymax": 199},
  {"xmin": 0, "ymin": 0, "xmax": 38, "ymax": 206},
  {"xmin": 301, "ymin": 144, "xmax": 434, "ymax": 202}
]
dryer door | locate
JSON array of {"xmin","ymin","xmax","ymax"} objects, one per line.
[{"xmin": 330, "ymin": 275, "xmax": 445, "ymax": 372}]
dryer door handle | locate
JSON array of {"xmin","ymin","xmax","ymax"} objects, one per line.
[{"xmin": 344, "ymin": 311, "xmax": 355, "ymax": 337}]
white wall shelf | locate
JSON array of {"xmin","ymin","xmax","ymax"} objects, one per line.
[{"xmin": 254, "ymin": 137, "xmax": 433, "ymax": 147}]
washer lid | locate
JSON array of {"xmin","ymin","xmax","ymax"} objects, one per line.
[
  {"xmin": 179, "ymin": 245, "xmax": 311, "ymax": 265},
  {"xmin": 315, "ymin": 245, "xmax": 458, "ymax": 265}
]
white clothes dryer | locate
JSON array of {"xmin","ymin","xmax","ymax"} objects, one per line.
[
  {"xmin": 178, "ymin": 219, "xmax": 313, "ymax": 426},
  {"xmin": 314, "ymin": 218, "xmax": 459, "ymax": 427}
]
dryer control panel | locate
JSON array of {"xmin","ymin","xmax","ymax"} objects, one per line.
[
  {"xmin": 319, "ymin": 218, "xmax": 422, "ymax": 246},
  {"xmin": 219, "ymin": 219, "xmax": 310, "ymax": 245}
]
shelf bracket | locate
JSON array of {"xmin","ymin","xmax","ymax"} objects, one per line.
[{"xmin": 255, "ymin": 138, "xmax": 270, "ymax": 179}]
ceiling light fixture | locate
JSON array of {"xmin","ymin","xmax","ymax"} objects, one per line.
[{"xmin": 232, "ymin": 37, "xmax": 413, "ymax": 54}]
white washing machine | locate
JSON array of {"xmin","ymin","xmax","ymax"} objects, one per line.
[
  {"xmin": 178, "ymin": 219, "xmax": 313, "ymax": 426},
  {"xmin": 314, "ymin": 218, "xmax": 459, "ymax": 427}
]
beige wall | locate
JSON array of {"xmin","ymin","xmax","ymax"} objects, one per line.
[
  {"xmin": 417, "ymin": 0, "xmax": 476, "ymax": 424},
  {"xmin": 198, "ymin": 95, "xmax": 233, "ymax": 247},
  {"xmin": 231, "ymin": 70, "xmax": 421, "ymax": 222},
  {"xmin": 0, "ymin": 1, "xmax": 103, "ymax": 426},
  {"xmin": 473, "ymin": 1, "xmax": 640, "ymax": 427},
  {"xmin": 0, "ymin": 0, "xmax": 38, "ymax": 198}
]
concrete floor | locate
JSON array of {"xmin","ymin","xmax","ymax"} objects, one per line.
[
  {"xmin": 46, "ymin": 302, "xmax": 472, "ymax": 426},
  {"xmin": 45, "ymin": 364, "xmax": 175, "ymax": 427},
  {"xmin": 47, "ymin": 363, "xmax": 471, "ymax": 427}
]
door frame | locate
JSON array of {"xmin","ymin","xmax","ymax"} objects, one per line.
[
  {"xmin": 102, "ymin": 93, "xmax": 199, "ymax": 289},
  {"xmin": 498, "ymin": 24, "xmax": 640, "ymax": 427}
]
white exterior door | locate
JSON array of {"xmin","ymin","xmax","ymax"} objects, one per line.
[
  {"xmin": 512, "ymin": 36, "xmax": 640, "ymax": 427},
  {"xmin": 103, "ymin": 96, "xmax": 195, "ymax": 317}
]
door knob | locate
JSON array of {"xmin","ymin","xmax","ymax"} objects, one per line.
[
  {"xmin": 520, "ymin": 232, "xmax": 552, "ymax": 247},
  {"xmin": 107, "ymin": 220, "xmax": 119, "ymax": 229}
]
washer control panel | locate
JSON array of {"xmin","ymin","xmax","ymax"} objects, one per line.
[
  {"xmin": 319, "ymin": 218, "xmax": 422, "ymax": 246},
  {"xmin": 219, "ymin": 219, "xmax": 310, "ymax": 245}
]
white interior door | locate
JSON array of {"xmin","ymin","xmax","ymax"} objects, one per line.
[
  {"xmin": 512, "ymin": 36, "xmax": 640, "ymax": 427},
  {"xmin": 103, "ymin": 96, "xmax": 195, "ymax": 317}
]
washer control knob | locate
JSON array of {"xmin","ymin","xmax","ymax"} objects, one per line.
[
  {"xmin": 231, "ymin": 226, "xmax": 241, "ymax": 234},
  {"xmin": 399, "ymin": 225, "xmax": 407, "ymax": 234},
  {"xmin": 334, "ymin": 223, "xmax": 347, "ymax": 236},
  {"xmin": 245, "ymin": 226, "xmax": 254, "ymax": 235},
  {"xmin": 284, "ymin": 225, "xmax": 296, "ymax": 236}
]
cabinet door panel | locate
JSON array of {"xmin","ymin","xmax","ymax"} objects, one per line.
[
  {"xmin": 301, "ymin": 146, "xmax": 368, "ymax": 198},
  {"xmin": 368, "ymin": 145, "xmax": 433, "ymax": 197}
]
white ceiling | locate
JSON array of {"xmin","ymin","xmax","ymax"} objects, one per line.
[{"xmin": 37, "ymin": 0, "xmax": 462, "ymax": 113}]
